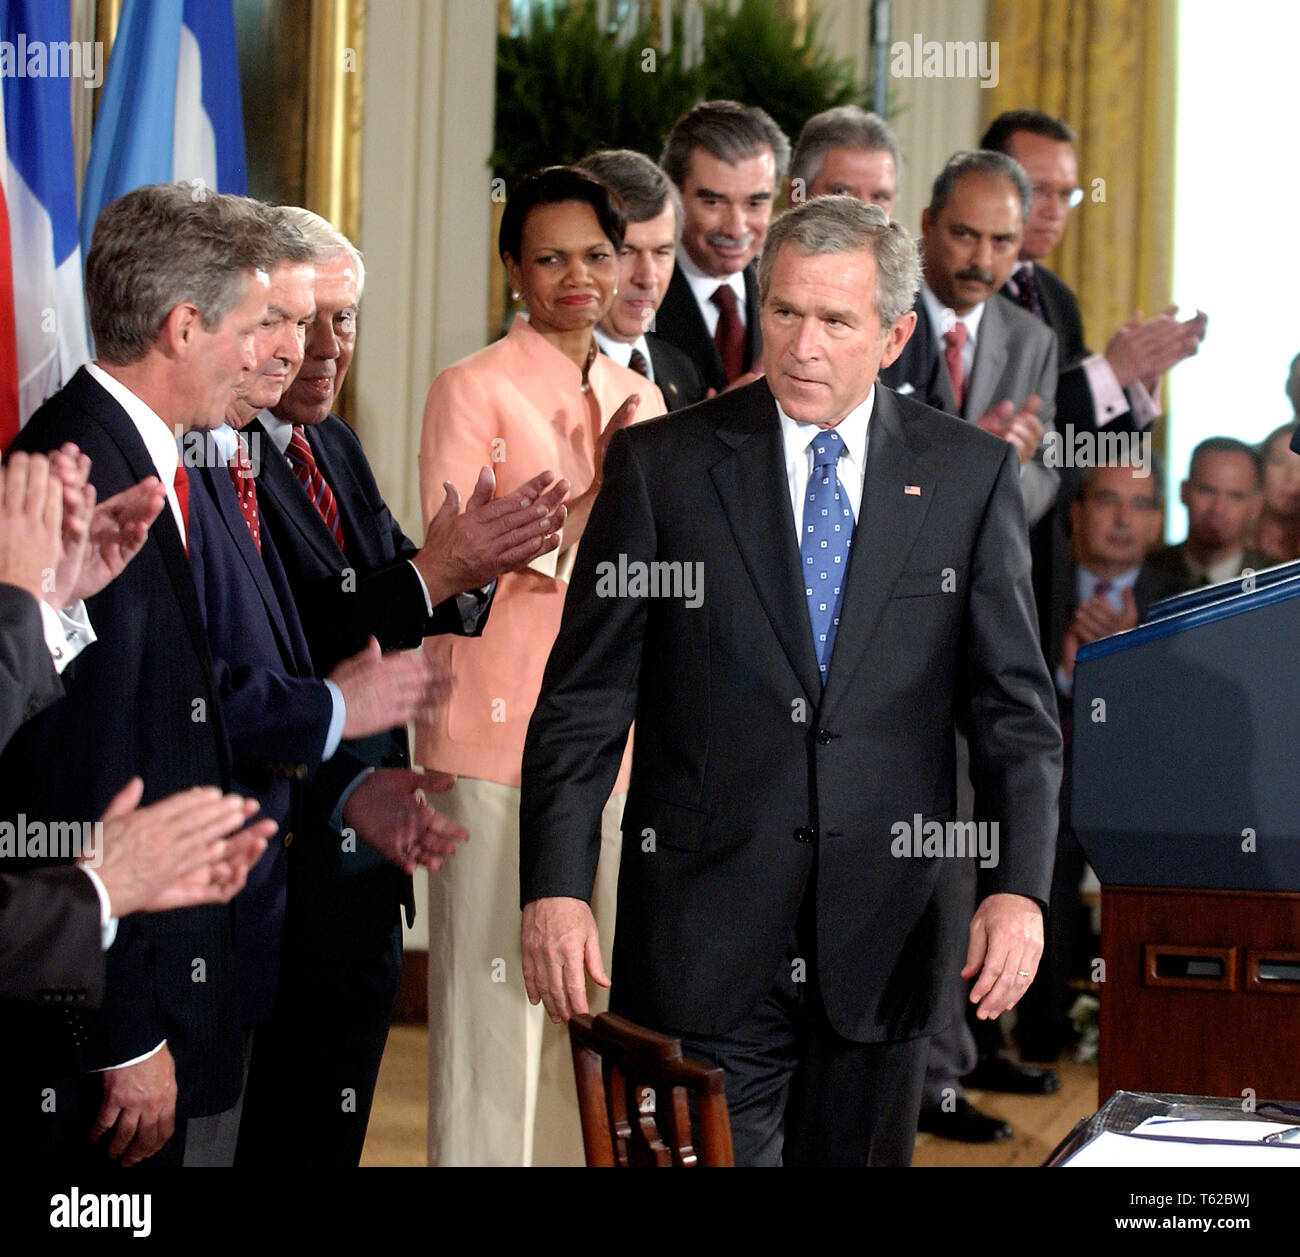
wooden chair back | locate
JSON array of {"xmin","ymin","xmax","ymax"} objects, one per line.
[{"xmin": 568, "ymin": 1011, "xmax": 734, "ymax": 1167}]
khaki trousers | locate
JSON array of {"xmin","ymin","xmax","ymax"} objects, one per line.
[{"xmin": 426, "ymin": 776, "xmax": 624, "ymax": 1166}]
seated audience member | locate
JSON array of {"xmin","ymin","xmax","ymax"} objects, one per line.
[
  {"xmin": 1147, "ymin": 438, "xmax": 1269, "ymax": 592},
  {"xmin": 656, "ymin": 100, "xmax": 789, "ymax": 392},
  {"xmin": 788, "ymin": 104, "xmax": 900, "ymax": 214},
  {"xmin": 578, "ymin": 149, "xmax": 706, "ymax": 410},
  {"xmin": 880, "ymin": 149, "xmax": 1059, "ymax": 527},
  {"xmin": 419, "ymin": 166, "xmax": 665, "ymax": 1167},
  {"xmin": 1016, "ymin": 462, "xmax": 1180, "ymax": 1061},
  {"xmin": 1255, "ymin": 423, "xmax": 1300, "ymax": 562}
]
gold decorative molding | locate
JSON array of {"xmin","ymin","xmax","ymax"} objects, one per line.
[{"xmin": 306, "ymin": 0, "xmax": 366, "ymax": 247}]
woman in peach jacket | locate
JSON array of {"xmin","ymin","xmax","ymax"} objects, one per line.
[{"xmin": 418, "ymin": 167, "xmax": 665, "ymax": 1166}]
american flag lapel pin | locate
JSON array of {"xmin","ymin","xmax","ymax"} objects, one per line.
[{"xmin": 904, "ymin": 484, "xmax": 921, "ymax": 497}]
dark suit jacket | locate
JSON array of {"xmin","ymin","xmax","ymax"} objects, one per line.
[
  {"xmin": 1, "ymin": 367, "xmax": 239, "ymax": 1115},
  {"xmin": 1143, "ymin": 543, "xmax": 1274, "ymax": 597},
  {"xmin": 520, "ymin": 380, "xmax": 1062, "ymax": 1045},
  {"xmin": 646, "ymin": 332, "xmax": 707, "ymax": 411},
  {"xmin": 245, "ymin": 413, "xmax": 490, "ymax": 936},
  {"xmin": 187, "ymin": 447, "xmax": 342, "ymax": 1026},
  {"xmin": 880, "ymin": 292, "xmax": 1060, "ymax": 527},
  {"xmin": 1004, "ymin": 264, "xmax": 1141, "ymax": 435},
  {"xmin": 652, "ymin": 263, "xmax": 762, "ymax": 394},
  {"xmin": 1, "ymin": 868, "xmax": 102, "ymax": 1006},
  {"xmin": 0, "ymin": 584, "xmax": 62, "ymax": 754}
]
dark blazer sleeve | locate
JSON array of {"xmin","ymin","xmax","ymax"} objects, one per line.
[
  {"xmin": 297, "ymin": 417, "xmax": 489, "ymax": 660},
  {"xmin": 964, "ymin": 445, "xmax": 1063, "ymax": 907},
  {"xmin": 0, "ymin": 584, "xmax": 62, "ymax": 755},
  {"xmin": 0, "ymin": 867, "xmax": 103, "ymax": 1005},
  {"xmin": 520, "ymin": 427, "xmax": 648, "ymax": 906}
]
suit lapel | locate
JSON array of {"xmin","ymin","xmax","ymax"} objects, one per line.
[
  {"xmin": 820, "ymin": 389, "xmax": 938, "ymax": 719},
  {"xmin": 194, "ymin": 451, "xmax": 299, "ymax": 668},
  {"xmin": 657, "ymin": 267, "xmax": 725, "ymax": 388},
  {"xmin": 708, "ymin": 386, "xmax": 822, "ymax": 703},
  {"xmin": 305, "ymin": 421, "xmax": 387, "ymax": 570},
  {"xmin": 247, "ymin": 418, "xmax": 349, "ymax": 573},
  {"xmin": 965, "ymin": 297, "xmax": 1009, "ymax": 423},
  {"xmin": 75, "ymin": 374, "xmax": 214, "ymax": 680}
]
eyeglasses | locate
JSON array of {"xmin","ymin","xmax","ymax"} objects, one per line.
[{"xmin": 1032, "ymin": 183, "xmax": 1084, "ymax": 210}]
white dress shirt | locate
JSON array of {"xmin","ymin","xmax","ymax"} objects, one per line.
[
  {"xmin": 593, "ymin": 327, "xmax": 656, "ymax": 384},
  {"xmin": 777, "ymin": 388, "xmax": 875, "ymax": 539},
  {"xmin": 674, "ymin": 247, "xmax": 747, "ymax": 339}
]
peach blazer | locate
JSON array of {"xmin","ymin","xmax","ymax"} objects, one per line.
[{"xmin": 416, "ymin": 316, "xmax": 665, "ymax": 787}]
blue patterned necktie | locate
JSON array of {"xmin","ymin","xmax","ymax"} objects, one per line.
[{"xmin": 801, "ymin": 428, "xmax": 855, "ymax": 683}]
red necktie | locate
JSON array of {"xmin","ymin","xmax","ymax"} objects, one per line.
[
  {"xmin": 172, "ymin": 461, "xmax": 189, "ymax": 555},
  {"xmin": 711, "ymin": 284, "xmax": 745, "ymax": 384},
  {"xmin": 228, "ymin": 433, "xmax": 261, "ymax": 554},
  {"xmin": 943, "ymin": 323, "xmax": 967, "ymax": 410},
  {"xmin": 628, "ymin": 347, "xmax": 650, "ymax": 377},
  {"xmin": 1093, "ymin": 579, "xmax": 1113, "ymax": 603},
  {"xmin": 286, "ymin": 425, "xmax": 346, "ymax": 555},
  {"xmin": 1011, "ymin": 263, "xmax": 1045, "ymax": 321}
]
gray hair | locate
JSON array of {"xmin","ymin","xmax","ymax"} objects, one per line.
[
  {"xmin": 758, "ymin": 196, "xmax": 920, "ymax": 330},
  {"xmin": 577, "ymin": 149, "xmax": 683, "ymax": 236},
  {"xmin": 273, "ymin": 205, "xmax": 366, "ymax": 301},
  {"xmin": 789, "ymin": 106, "xmax": 900, "ymax": 192},
  {"xmin": 928, "ymin": 150, "xmax": 1033, "ymax": 221},
  {"xmin": 260, "ymin": 204, "xmax": 317, "ymax": 266},
  {"xmin": 661, "ymin": 100, "xmax": 791, "ymax": 189},
  {"xmin": 85, "ymin": 183, "xmax": 276, "ymax": 366}
]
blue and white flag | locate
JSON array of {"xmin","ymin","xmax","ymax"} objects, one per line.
[{"xmin": 80, "ymin": 0, "xmax": 246, "ymax": 260}]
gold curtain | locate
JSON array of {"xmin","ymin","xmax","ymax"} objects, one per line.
[{"xmin": 984, "ymin": 0, "xmax": 1178, "ymax": 361}]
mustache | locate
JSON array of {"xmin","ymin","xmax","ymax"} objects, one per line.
[
  {"xmin": 705, "ymin": 231, "xmax": 756, "ymax": 250},
  {"xmin": 955, "ymin": 266, "xmax": 996, "ymax": 286}
]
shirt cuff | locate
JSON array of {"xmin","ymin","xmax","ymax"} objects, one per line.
[
  {"xmin": 79, "ymin": 866, "xmax": 117, "ymax": 950},
  {"xmin": 1127, "ymin": 379, "xmax": 1159, "ymax": 428},
  {"xmin": 1082, "ymin": 355, "xmax": 1133, "ymax": 428},
  {"xmin": 456, "ymin": 579, "xmax": 495, "ymax": 633},
  {"xmin": 322, "ymin": 679, "xmax": 346, "ymax": 761},
  {"xmin": 408, "ymin": 559, "xmax": 435, "ymax": 617},
  {"xmin": 39, "ymin": 599, "xmax": 96, "ymax": 674},
  {"xmin": 94, "ymin": 1040, "xmax": 166, "ymax": 1072},
  {"xmin": 330, "ymin": 765, "xmax": 375, "ymax": 834}
]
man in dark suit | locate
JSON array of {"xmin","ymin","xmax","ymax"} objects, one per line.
[
  {"xmin": 981, "ymin": 110, "xmax": 1206, "ymax": 438},
  {"xmin": 236, "ymin": 207, "xmax": 566, "ymax": 1166},
  {"xmin": 881, "ymin": 150, "xmax": 1060, "ymax": 529},
  {"xmin": 519, "ymin": 197, "xmax": 1061, "ymax": 1167},
  {"xmin": 1017, "ymin": 462, "xmax": 1180, "ymax": 1060},
  {"xmin": 580, "ymin": 149, "xmax": 706, "ymax": 411},
  {"xmin": 184, "ymin": 227, "xmax": 468, "ymax": 1163},
  {"xmin": 654, "ymin": 101, "xmax": 789, "ymax": 393},
  {"xmin": 0, "ymin": 184, "xmax": 275, "ymax": 1166}
]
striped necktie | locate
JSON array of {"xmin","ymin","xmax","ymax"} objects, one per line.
[{"xmin": 286, "ymin": 425, "xmax": 346, "ymax": 555}]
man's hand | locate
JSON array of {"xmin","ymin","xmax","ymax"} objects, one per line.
[
  {"xmin": 342, "ymin": 767, "xmax": 467, "ymax": 874},
  {"xmin": 962, "ymin": 892, "xmax": 1044, "ymax": 1020},
  {"xmin": 0, "ymin": 450, "xmax": 63, "ymax": 603},
  {"xmin": 92, "ymin": 1045, "xmax": 178, "ymax": 1166},
  {"xmin": 414, "ymin": 467, "xmax": 569, "ymax": 605},
  {"xmin": 1058, "ymin": 588, "xmax": 1138, "ymax": 682},
  {"xmin": 975, "ymin": 396, "xmax": 1044, "ymax": 465},
  {"xmin": 66, "ymin": 475, "xmax": 167, "ymax": 604},
  {"xmin": 1105, "ymin": 306, "xmax": 1208, "ymax": 390},
  {"xmin": 90, "ymin": 778, "xmax": 276, "ymax": 916},
  {"xmin": 520, "ymin": 896, "xmax": 608, "ymax": 1024},
  {"xmin": 328, "ymin": 637, "xmax": 450, "ymax": 738}
]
